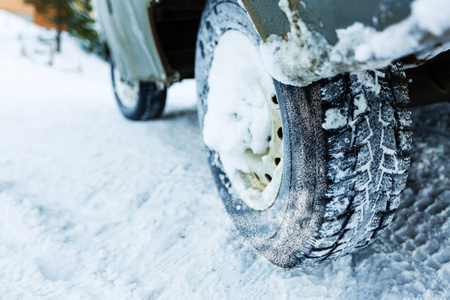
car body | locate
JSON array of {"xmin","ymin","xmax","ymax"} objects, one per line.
[
  {"xmin": 93, "ymin": 0, "xmax": 450, "ymax": 97},
  {"xmin": 93, "ymin": 0, "xmax": 169, "ymax": 84}
]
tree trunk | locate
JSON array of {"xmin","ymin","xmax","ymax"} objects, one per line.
[{"xmin": 55, "ymin": 1, "xmax": 63, "ymax": 52}]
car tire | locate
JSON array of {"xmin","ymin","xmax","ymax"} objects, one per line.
[
  {"xmin": 110, "ymin": 56, "xmax": 166, "ymax": 121},
  {"xmin": 196, "ymin": 0, "xmax": 412, "ymax": 267}
]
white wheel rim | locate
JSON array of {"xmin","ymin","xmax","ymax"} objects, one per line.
[
  {"xmin": 113, "ymin": 67, "xmax": 140, "ymax": 109},
  {"xmin": 203, "ymin": 31, "xmax": 283, "ymax": 211}
]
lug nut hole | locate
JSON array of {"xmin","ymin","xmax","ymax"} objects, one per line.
[
  {"xmin": 265, "ymin": 174, "xmax": 272, "ymax": 182},
  {"xmin": 274, "ymin": 157, "xmax": 281, "ymax": 166},
  {"xmin": 277, "ymin": 127, "xmax": 283, "ymax": 140},
  {"xmin": 272, "ymin": 95, "xmax": 278, "ymax": 105}
]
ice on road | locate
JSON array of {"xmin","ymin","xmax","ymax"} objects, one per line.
[{"xmin": 0, "ymin": 11, "xmax": 449, "ymax": 299}]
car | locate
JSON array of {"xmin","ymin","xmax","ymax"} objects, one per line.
[{"xmin": 92, "ymin": 0, "xmax": 450, "ymax": 267}]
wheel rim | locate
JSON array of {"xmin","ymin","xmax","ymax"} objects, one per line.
[
  {"xmin": 113, "ymin": 67, "xmax": 140, "ymax": 109},
  {"xmin": 203, "ymin": 30, "xmax": 283, "ymax": 211}
]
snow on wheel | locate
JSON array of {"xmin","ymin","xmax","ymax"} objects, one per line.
[
  {"xmin": 202, "ymin": 30, "xmax": 283, "ymax": 211},
  {"xmin": 196, "ymin": 0, "xmax": 413, "ymax": 267},
  {"xmin": 110, "ymin": 57, "xmax": 166, "ymax": 121}
]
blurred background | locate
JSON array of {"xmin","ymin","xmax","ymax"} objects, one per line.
[{"xmin": 1, "ymin": 0, "xmax": 101, "ymax": 54}]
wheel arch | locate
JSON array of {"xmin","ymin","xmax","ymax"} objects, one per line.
[{"xmin": 151, "ymin": 0, "xmax": 207, "ymax": 81}]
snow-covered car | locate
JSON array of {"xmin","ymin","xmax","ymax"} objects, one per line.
[{"xmin": 92, "ymin": 0, "xmax": 450, "ymax": 267}]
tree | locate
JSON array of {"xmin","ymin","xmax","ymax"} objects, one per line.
[{"xmin": 24, "ymin": 0, "xmax": 99, "ymax": 53}]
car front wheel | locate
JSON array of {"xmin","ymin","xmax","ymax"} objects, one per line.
[{"xmin": 196, "ymin": 0, "xmax": 412, "ymax": 267}]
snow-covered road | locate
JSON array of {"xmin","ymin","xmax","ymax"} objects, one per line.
[{"xmin": 0, "ymin": 11, "xmax": 449, "ymax": 299}]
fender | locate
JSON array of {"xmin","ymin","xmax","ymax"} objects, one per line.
[
  {"xmin": 92, "ymin": 0, "xmax": 170, "ymax": 84},
  {"xmin": 242, "ymin": 0, "xmax": 450, "ymax": 86}
]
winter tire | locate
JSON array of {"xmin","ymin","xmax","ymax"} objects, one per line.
[
  {"xmin": 196, "ymin": 0, "xmax": 412, "ymax": 267},
  {"xmin": 110, "ymin": 57, "xmax": 166, "ymax": 120}
]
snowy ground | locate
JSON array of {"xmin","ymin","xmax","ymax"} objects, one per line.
[{"xmin": 0, "ymin": 11, "xmax": 449, "ymax": 299}]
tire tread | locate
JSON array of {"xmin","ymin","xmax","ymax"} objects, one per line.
[{"xmin": 303, "ymin": 63, "xmax": 412, "ymax": 265}]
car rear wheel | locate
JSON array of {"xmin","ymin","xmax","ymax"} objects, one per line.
[
  {"xmin": 196, "ymin": 0, "xmax": 412, "ymax": 267},
  {"xmin": 110, "ymin": 57, "xmax": 166, "ymax": 121}
]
